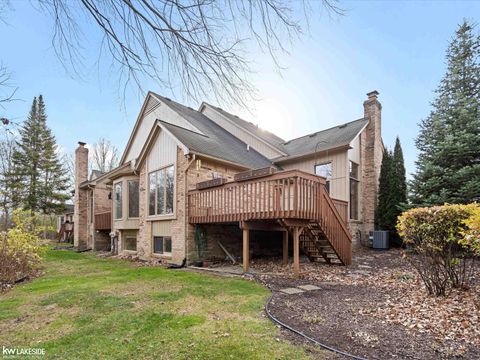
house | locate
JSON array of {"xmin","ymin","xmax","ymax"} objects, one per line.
[
  {"xmin": 73, "ymin": 90, "xmax": 383, "ymax": 276},
  {"xmin": 57, "ymin": 204, "xmax": 74, "ymax": 242}
]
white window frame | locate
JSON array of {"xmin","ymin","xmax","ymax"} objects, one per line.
[
  {"xmin": 127, "ymin": 179, "xmax": 140, "ymax": 219},
  {"xmin": 153, "ymin": 236, "xmax": 172, "ymax": 256},
  {"xmin": 147, "ymin": 164, "xmax": 176, "ymax": 219},
  {"xmin": 114, "ymin": 181, "xmax": 123, "ymax": 220},
  {"xmin": 349, "ymin": 161, "xmax": 360, "ymax": 220}
]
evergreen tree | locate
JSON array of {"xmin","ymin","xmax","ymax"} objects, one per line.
[
  {"xmin": 392, "ymin": 137, "xmax": 407, "ymax": 209},
  {"xmin": 375, "ymin": 138, "xmax": 408, "ymax": 245},
  {"xmin": 391, "ymin": 137, "xmax": 408, "ymax": 245},
  {"xmin": 12, "ymin": 97, "xmax": 41, "ymax": 212},
  {"xmin": 411, "ymin": 20, "xmax": 480, "ymax": 206},
  {"xmin": 36, "ymin": 95, "xmax": 69, "ymax": 213},
  {"xmin": 12, "ymin": 95, "xmax": 68, "ymax": 214},
  {"xmin": 375, "ymin": 148, "xmax": 394, "ymax": 231}
]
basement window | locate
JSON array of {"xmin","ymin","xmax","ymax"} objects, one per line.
[
  {"xmin": 124, "ymin": 236, "xmax": 137, "ymax": 251},
  {"xmin": 114, "ymin": 182, "xmax": 123, "ymax": 219},
  {"xmin": 153, "ymin": 236, "xmax": 172, "ymax": 255}
]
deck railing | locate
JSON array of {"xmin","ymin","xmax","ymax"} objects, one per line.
[
  {"xmin": 188, "ymin": 170, "xmax": 352, "ymax": 264},
  {"xmin": 332, "ymin": 198, "xmax": 348, "ymax": 223},
  {"xmin": 95, "ymin": 211, "xmax": 112, "ymax": 230}
]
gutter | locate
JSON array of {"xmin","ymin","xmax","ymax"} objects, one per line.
[
  {"xmin": 273, "ymin": 144, "xmax": 351, "ymax": 164},
  {"xmin": 189, "ymin": 151, "xmax": 259, "ymax": 171}
]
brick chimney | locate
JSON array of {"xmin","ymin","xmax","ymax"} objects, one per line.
[
  {"xmin": 73, "ymin": 141, "xmax": 88, "ymax": 249},
  {"xmin": 361, "ymin": 91, "xmax": 383, "ymax": 240}
]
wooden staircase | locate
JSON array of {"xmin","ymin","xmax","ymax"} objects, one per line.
[{"xmin": 300, "ymin": 222, "xmax": 343, "ymax": 264}]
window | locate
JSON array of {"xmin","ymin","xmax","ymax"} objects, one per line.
[
  {"xmin": 128, "ymin": 180, "xmax": 139, "ymax": 218},
  {"xmin": 114, "ymin": 182, "xmax": 122, "ymax": 219},
  {"xmin": 349, "ymin": 161, "xmax": 359, "ymax": 179},
  {"xmin": 149, "ymin": 165, "xmax": 175, "ymax": 216},
  {"xmin": 315, "ymin": 162, "xmax": 332, "ymax": 193},
  {"xmin": 349, "ymin": 161, "xmax": 359, "ymax": 220},
  {"xmin": 124, "ymin": 236, "xmax": 137, "ymax": 251},
  {"xmin": 153, "ymin": 236, "xmax": 172, "ymax": 255}
]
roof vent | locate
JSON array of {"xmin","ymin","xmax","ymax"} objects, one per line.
[
  {"xmin": 309, "ymin": 133, "xmax": 317, "ymax": 138},
  {"xmin": 338, "ymin": 123, "xmax": 348, "ymax": 129},
  {"xmin": 164, "ymin": 97, "xmax": 171, "ymax": 101}
]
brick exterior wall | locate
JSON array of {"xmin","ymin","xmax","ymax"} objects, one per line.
[
  {"xmin": 136, "ymin": 161, "xmax": 150, "ymax": 258},
  {"xmin": 73, "ymin": 143, "xmax": 88, "ymax": 249},
  {"xmin": 360, "ymin": 91, "xmax": 383, "ymax": 242},
  {"xmin": 132, "ymin": 147, "xmax": 245, "ymax": 264},
  {"xmin": 184, "ymin": 155, "xmax": 244, "ymax": 263}
]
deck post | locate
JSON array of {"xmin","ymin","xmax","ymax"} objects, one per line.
[
  {"xmin": 282, "ymin": 231, "xmax": 289, "ymax": 265},
  {"xmin": 243, "ymin": 228, "xmax": 250, "ymax": 273},
  {"xmin": 293, "ymin": 227, "xmax": 300, "ymax": 277}
]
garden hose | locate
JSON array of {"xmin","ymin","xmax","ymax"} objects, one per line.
[{"xmin": 264, "ymin": 289, "xmax": 368, "ymax": 360}]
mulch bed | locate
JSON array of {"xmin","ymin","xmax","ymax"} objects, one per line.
[{"xmin": 252, "ymin": 248, "xmax": 480, "ymax": 359}]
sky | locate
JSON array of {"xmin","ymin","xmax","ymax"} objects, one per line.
[{"xmin": 1, "ymin": 0, "xmax": 480, "ymax": 178}]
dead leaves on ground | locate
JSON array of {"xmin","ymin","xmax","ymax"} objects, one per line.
[{"xmin": 250, "ymin": 251, "xmax": 480, "ymax": 351}]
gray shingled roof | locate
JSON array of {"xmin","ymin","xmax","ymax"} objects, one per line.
[
  {"xmin": 151, "ymin": 92, "xmax": 368, "ymax": 167},
  {"xmin": 90, "ymin": 170, "xmax": 105, "ymax": 180},
  {"xmin": 202, "ymin": 104, "xmax": 286, "ymax": 151},
  {"xmin": 276, "ymin": 118, "xmax": 369, "ymax": 162},
  {"xmin": 153, "ymin": 94, "xmax": 273, "ymax": 169}
]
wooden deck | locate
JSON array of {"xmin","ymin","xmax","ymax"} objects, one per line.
[
  {"xmin": 188, "ymin": 169, "xmax": 352, "ymax": 276},
  {"xmin": 95, "ymin": 211, "xmax": 112, "ymax": 230}
]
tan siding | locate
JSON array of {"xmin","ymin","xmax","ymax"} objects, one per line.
[
  {"xmin": 147, "ymin": 130, "xmax": 177, "ymax": 170},
  {"xmin": 152, "ymin": 220, "xmax": 172, "ymax": 236},
  {"xmin": 201, "ymin": 106, "xmax": 284, "ymax": 160},
  {"xmin": 124, "ymin": 96, "xmax": 203, "ymax": 163},
  {"xmin": 280, "ymin": 150, "xmax": 349, "ymax": 201}
]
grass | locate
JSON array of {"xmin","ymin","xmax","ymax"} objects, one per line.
[{"xmin": 0, "ymin": 249, "xmax": 320, "ymax": 359}]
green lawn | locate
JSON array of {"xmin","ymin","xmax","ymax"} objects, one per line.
[{"xmin": 0, "ymin": 249, "xmax": 319, "ymax": 359}]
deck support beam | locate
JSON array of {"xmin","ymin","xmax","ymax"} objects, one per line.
[
  {"xmin": 243, "ymin": 229, "xmax": 250, "ymax": 273},
  {"xmin": 282, "ymin": 231, "xmax": 289, "ymax": 265},
  {"xmin": 293, "ymin": 226, "xmax": 300, "ymax": 277}
]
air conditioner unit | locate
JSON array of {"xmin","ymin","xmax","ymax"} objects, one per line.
[{"xmin": 371, "ymin": 231, "xmax": 389, "ymax": 249}]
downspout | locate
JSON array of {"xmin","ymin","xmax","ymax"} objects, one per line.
[
  {"xmin": 184, "ymin": 153, "xmax": 196, "ymax": 266},
  {"xmin": 87, "ymin": 184, "xmax": 95, "ymax": 250}
]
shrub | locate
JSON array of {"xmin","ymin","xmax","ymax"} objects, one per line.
[
  {"xmin": 0, "ymin": 210, "xmax": 44, "ymax": 285},
  {"xmin": 463, "ymin": 207, "xmax": 480, "ymax": 256},
  {"xmin": 397, "ymin": 204, "xmax": 479, "ymax": 296}
]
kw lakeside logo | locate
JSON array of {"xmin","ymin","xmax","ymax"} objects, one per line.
[{"xmin": 2, "ymin": 346, "xmax": 45, "ymax": 357}]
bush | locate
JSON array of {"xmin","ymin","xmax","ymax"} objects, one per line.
[
  {"xmin": 463, "ymin": 207, "xmax": 480, "ymax": 256},
  {"xmin": 397, "ymin": 204, "xmax": 479, "ymax": 296},
  {"xmin": 0, "ymin": 210, "xmax": 44, "ymax": 285}
]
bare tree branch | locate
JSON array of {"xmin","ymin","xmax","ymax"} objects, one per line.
[
  {"xmin": 34, "ymin": 0, "xmax": 343, "ymax": 106},
  {"xmin": 0, "ymin": 64, "xmax": 18, "ymax": 127},
  {"xmin": 91, "ymin": 138, "xmax": 119, "ymax": 173}
]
